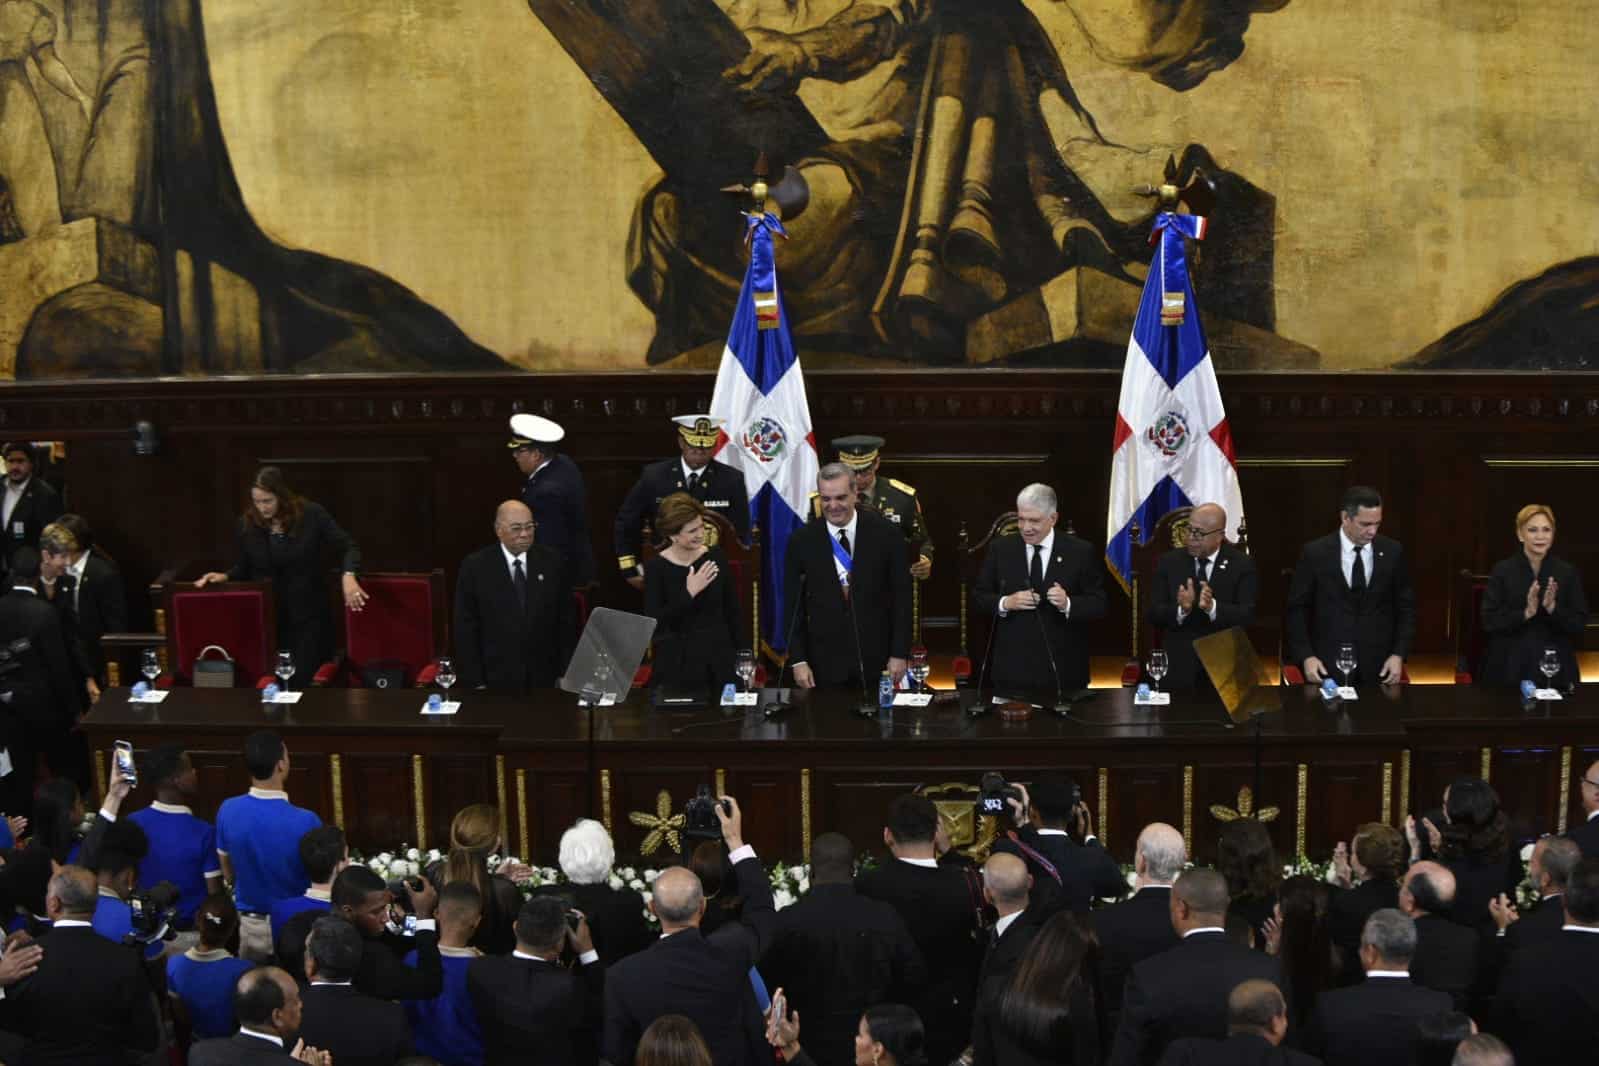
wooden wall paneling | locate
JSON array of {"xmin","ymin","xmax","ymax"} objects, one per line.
[
  {"xmin": 340, "ymin": 754, "xmax": 414, "ymax": 851},
  {"xmin": 1492, "ymin": 744, "xmax": 1565, "ymax": 844},
  {"xmin": 1297, "ymin": 756, "xmax": 1390, "ymax": 861},
  {"xmin": 1189, "ymin": 759, "xmax": 1299, "ymax": 865},
  {"xmin": 262, "ymin": 452, "xmax": 436, "ymax": 571},
  {"xmin": 1407, "ymin": 746, "xmax": 1482, "ymax": 821},
  {"xmin": 1104, "ymin": 763, "xmax": 1186, "ymax": 864},
  {"xmin": 601, "ymin": 764, "xmax": 717, "ymax": 860},
  {"xmin": 722, "ymin": 770, "xmax": 800, "ymax": 860},
  {"xmin": 424, "ymin": 754, "xmax": 498, "ymax": 851},
  {"xmin": 527, "ymin": 771, "xmax": 590, "ymax": 864}
]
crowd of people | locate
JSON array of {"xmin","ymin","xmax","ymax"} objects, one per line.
[{"xmin": 0, "ymin": 729, "xmax": 1589, "ymax": 1065}]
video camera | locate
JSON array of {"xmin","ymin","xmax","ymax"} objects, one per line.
[
  {"xmin": 123, "ymin": 881, "xmax": 180, "ymax": 946},
  {"xmin": 683, "ymin": 785, "xmax": 732, "ymax": 841},
  {"xmin": 977, "ymin": 772, "xmax": 1024, "ymax": 818}
]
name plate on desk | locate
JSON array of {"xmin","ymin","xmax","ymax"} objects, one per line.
[
  {"xmin": 1535, "ymin": 688, "xmax": 1564, "ymax": 701},
  {"xmin": 1133, "ymin": 692, "xmax": 1171, "ymax": 706},
  {"xmin": 128, "ymin": 691, "xmax": 169, "ymax": 704},
  {"xmin": 721, "ymin": 692, "xmax": 758, "ymax": 707},
  {"xmin": 893, "ymin": 693, "xmax": 933, "ymax": 707},
  {"xmin": 268, "ymin": 691, "xmax": 304, "ymax": 704}
]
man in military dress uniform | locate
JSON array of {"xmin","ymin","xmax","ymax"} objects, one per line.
[
  {"xmin": 509, "ymin": 413, "xmax": 595, "ymax": 587},
  {"xmin": 817, "ymin": 436, "xmax": 933, "ymax": 580},
  {"xmin": 613, "ymin": 415, "xmax": 752, "ymax": 590}
]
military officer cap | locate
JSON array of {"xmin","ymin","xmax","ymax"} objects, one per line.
[
  {"xmin": 832, "ymin": 434, "xmax": 885, "ymax": 470},
  {"xmin": 508, "ymin": 413, "xmax": 566, "ymax": 449},
  {"xmin": 672, "ymin": 414, "xmax": 724, "ymax": 449}
]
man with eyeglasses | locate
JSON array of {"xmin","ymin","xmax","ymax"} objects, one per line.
[
  {"xmin": 454, "ymin": 500, "xmax": 576, "ymax": 692},
  {"xmin": 1147, "ymin": 502, "xmax": 1257, "ymax": 692},
  {"xmin": 1569, "ymin": 760, "xmax": 1599, "ymax": 857}
]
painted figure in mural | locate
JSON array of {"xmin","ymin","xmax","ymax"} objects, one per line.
[
  {"xmin": 621, "ymin": 0, "xmax": 1287, "ymax": 364},
  {"xmin": 0, "ymin": 0, "xmax": 92, "ymax": 234}
]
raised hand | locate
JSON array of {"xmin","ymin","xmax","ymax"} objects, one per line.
[
  {"xmin": 1543, "ymin": 577, "xmax": 1560, "ymax": 613},
  {"xmin": 1526, "ymin": 580, "xmax": 1542, "ymax": 619},
  {"xmin": 686, "ymin": 559, "xmax": 719, "ymax": 598},
  {"xmin": 1176, "ymin": 578, "xmax": 1196, "ymax": 612}
]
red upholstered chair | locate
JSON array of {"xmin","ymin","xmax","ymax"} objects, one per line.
[
  {"xmin": 319, "ymin": 571, "xmax": 447, "ymax": 688},
  {"xmin": 157, "ymin": 581, "xmax": 276, "ymax": 688}
]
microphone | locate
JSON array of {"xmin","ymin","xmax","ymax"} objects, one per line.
[
  {"xmin": 763, "ymin": 573, "xmax": 807, "ymax": 720},
  {"xmin": 1030, "ymin": 583, "xmax": 1071, "ymax": 718},
  {"xmin": 844, "ymin": 570, "xmax": 875, "ymax": 719},
  {"xmin": 969, "ymin": 577, "xmax": 1003, "ymax": 719}
]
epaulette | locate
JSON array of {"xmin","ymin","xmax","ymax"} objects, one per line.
[{"xmin": 886, "ymin": 477, "xmax": 917, "ymax": 496}]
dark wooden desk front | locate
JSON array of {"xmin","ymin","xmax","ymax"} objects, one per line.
[{"xmin": 84, "ymin": 686, "xmax": 1599, "ymax": 867}]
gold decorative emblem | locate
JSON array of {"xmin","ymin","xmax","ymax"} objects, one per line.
[
  {"xmin": 628, "ymin": 789, "xmax": 686, "ymax": 855},
  {"xmin": 702, "ymin": 520, "xmax": 721, "ymax": 548},
  {"xmin": 922, "ymin": 782, "xmax": 1000, "ymax": 861},
  {"xmin": 1169, "ymin": 516, "xmax": 1191, "ymax": 549},
  {"xmin": 1209, "ymin": 786, "xmax": 1279, "ymax": 824}
]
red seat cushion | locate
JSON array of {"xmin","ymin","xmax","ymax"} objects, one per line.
[
  {"xmin": 169, "ymin": 589, "xmax": 271, "ymax": 685},
  {"xmin": 346, "ymin": 577, "xmax": 438, "ymax": 681}
]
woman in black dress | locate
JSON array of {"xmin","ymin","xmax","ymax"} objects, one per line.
[
  {"xmin": 195, "ymin": 466, "xmax": 367, "ymax": 684},
  {"xmin": 643, "ymin": 492, "xmax": 742, "ymax": 687},
  {"xmin": 1480, "ymin": 503, "xmax": 1588, "ymax": 689}
]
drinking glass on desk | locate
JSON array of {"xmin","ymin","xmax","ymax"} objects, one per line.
[
  {"xmin": 436, "ymin": 657, "xmax": 457, "ymax": 700},
  {"xmin": 275, "ymin": 651, "xmax": 295, "ymax": 691},
  {"xmin": 140, "ymin": 649, "xmax": 161, "ymax": 685},
  {"xmin": 1335, "ymin": 644, "xmax": 1356, "ymax": 688},
  {"xmin": 908, "ymin": 645, "xmax": 930, "ymax": 692},
  {"xmin": 1147, "ymin": 649, "xmax": 1168, "ymax": 693},
  {"xmin": 734, "ymin": 650, "xmax": 756, "ymax": 692},
  {"xmin": 1540, "ymin": 647, "xmax": 1560, "ymax": 689}
]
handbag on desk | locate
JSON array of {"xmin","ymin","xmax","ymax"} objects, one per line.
[{"xmin": 192, "ymin": 644, "xmax": 235, "ymax": 688}]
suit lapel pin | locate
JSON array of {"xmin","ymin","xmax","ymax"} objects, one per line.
[{"xmin": 536, "ymin": 573, "xmax": 544, "ymax": 581}]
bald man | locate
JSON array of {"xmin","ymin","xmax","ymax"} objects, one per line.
[
  {"xmin": 1095, "ymin": 823, "xmax": 1187, "ymax": 1037},
  {"xmin": 975, "ymin": 853, "xmax": 1038, "ymax": 1010},
  {"xmin": 1148, "ymin": 503, "xmax": 1257, "ymax": 692},
  {"xmin": 454, "ymin": 500, "xmax": 576, "ymax": 692},
  {"xmin": 191, "ymin": 966, "xmax": 329, "ymax": 1065},
  {"xmin": 1110, "ymin": 868, "xmax": 1278, "ymax": 1066},
  {"xmin": 1400, "ymin": 861, "xmax": 1478, "ymax": 1010},
  {"xmin": 1156, "ymin": 979, "xmax": 1320, "ymax": 1065}
]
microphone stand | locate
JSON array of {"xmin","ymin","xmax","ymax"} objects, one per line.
[
  {"xmin": 1029, "ymin": 580, "xmax": 1072, "ymax": 718},
  {"xmin": 969, "ymin": 581, "xmax": 1003, "ymax": 719},
  {"xmin": 763, "ymin": 574, "xmax": 807, "ymax": 720},
  {"xmin": 844, "ymin": 574, "xmax": 875, "ymax": 719}
]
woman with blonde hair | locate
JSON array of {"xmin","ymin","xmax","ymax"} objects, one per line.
[
  {"xmin": 643, "ymin": 492, "xmax": 743, "ymax": 687},
  {"xmin": 1480, "ymin": 504, "xmax": 1588, "ymax": 688},
  {"xmin": 426, "ymin": 803, "xmax": 527, "ymax": 954}
]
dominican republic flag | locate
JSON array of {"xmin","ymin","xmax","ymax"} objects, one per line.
[
  {"xmin": 1106, "ymin": 211, "xmax": 1243, "ymax": 590},
  {"xmin": 710, "ymin": 211, "xmax": 818, "ymax": 657}
]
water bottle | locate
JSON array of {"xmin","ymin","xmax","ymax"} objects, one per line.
[
  {"xmin": 427, "ymin": 692, "xmax": 443, "ymax": 711},
  {"xmin": 1520, "ymin": 680, "xmax": 1537, "ymax": 702},
  {"xmin": 131, "ymin": 681, "xmax": 150, "ymax": 699},
  {"xmin": 878, "ymin": 671, "xmax": 894, "ymax": 710},
  {"xmin": 721, "ymin": 683, "xmax": 736, "ymax": 706},
  {"xmin": 262, "ymin": 682, "xmax": 280, "ymax": 704},
  {"xmin": 1320, "ymin": 677, "xmax": 1339, "ymax": 700},
  {"xmin": 1135, "ymin": 683, "xmax": 1151, "ymax": 703}
]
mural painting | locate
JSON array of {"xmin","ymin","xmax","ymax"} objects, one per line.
[{"xmin": 1, "ymin": 1, "xmax": 1595, "ymax": 379}]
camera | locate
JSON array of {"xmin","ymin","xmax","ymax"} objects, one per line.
[
  {"xmin": 124, "ymin": 881, "xmax": 180, "ymax": 946},
  {"xmin": 387, "ymin": 877, "xmax": 425, "ymax": 913},
  {"xmin": 978, "ymin": 772, "xmax": 1023, "ymax": 817},
  {"xmin": 683, "ymin": 784, "xmax": 731, "ymax": 841}
]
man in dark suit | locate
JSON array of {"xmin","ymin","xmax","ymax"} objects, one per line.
[
  {"xmin": 1327, "ymin": 823, "xmax": 1404, "ymax": 986},
  {"xmin": 50, "ymin": 514, "xmax": 126, "ymax": 689},
  {"xmin": 604, "ymin": 795, "xmax": 776, "ymax": 1066},
  {"xmin": 1286, "ymin": 485, "xmax": 1416, "ymax": 686},
  {"xmin": 190, "ymin": 965, "xmax": 330, "ymax": 1065},
  {"xmin": 1569, "ymin": 757, "xmax": 1599, "ymax": 856},
  {"xmin": 1399, "ymin": 861, "xmax": 1477, "ymax": 1009},
  {"xmin": 1490, "ymin": 835, "xmax": 1579, "ymax": 956},
  {"xmin": 298, "ymin": 915, "xmax": 413, "ymax": 1065},
  {"xmin": 1157, "ymin": 979, "xmax": 1320, "ymax": 1066},
  {"xmin": 1094, "ymin": 822, "xmax": 1186, "ymax": 1038},
  {"xmin": 1307, "ymin": 908, "xmax": 1451, "ymax": 1066},
  {"xmin": 973, "ymin": 482, "xmax": 1105, "ymax": 698},
  {"xmin": 1110, "ymin": 868, "xmax": 1279, "ymax": 1066},
  {"xmin": 855, "ymin": 794, "xmax": 982, "ymax": 1066},
  {"xmin": 281, "ymin": 865, "xmax": 443, "ymax": 1001},
  {"xmin": 0, "ymin": 865, "xmax": 161, "ymax": 1064},
  {"xmin": 455, "ymin": 500, "xmax": 577, "ymax": 693},
  {"xmin": 0, "ymin": 554, "xmax": 77, "ymax": 819},
  {"xmin": 469, "ymin": 897, "xmax": 605, "ymax": 1066},
  {"xmin": 510, "ymin": 413, "xmax": 595, "ymax": 587},
  {"xmin": 1147, "ymin": 502, "xmax": 1258, "ymax": 691},
  {"xmin": 785, "ymin": 463, "xmax": 911, "ymax": 690},
  {"xmin": 993, "ymin": 775, "xmax": 1124, "ymax": 916},
  {"xmin": 0, "ymin": 442, "xmax": 62, "ymax": 580},
  {"xmin": 1492, "ymin": 856, "xmax": 1599, "ymax": 1064},
  {"xmin": 973, "ymin": 852, "xmax": 1042, "ymax": 1010},
  {"xmin": 759, "ymin": 831, "xmax": 926, "ymax": 1066},
  {"xmin": 614, "ymin": 415, "xmax": 751, "ymax": 589}
]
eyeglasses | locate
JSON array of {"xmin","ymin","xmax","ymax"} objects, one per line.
[
  {"xmin": 1582, "ymin": 776, "xmax": 1599, "ymax": 790},
  {"xmin": 1185, "ymin": 526, "xmax": 1222, "ymax": 540},
  {"xmin": 501, "ymin": 523, "xmax": 536, "ymax": 534}
]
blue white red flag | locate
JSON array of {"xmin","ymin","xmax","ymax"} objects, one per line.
[
  {"xmin": 710, "ymin": 212, "xmax": 818, "ymax": 656},
  {"xmin": 1106, "ymin": 212, "xmax": 1243, "ymax": 589}
]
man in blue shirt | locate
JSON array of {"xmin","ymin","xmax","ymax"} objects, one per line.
[
  {"xmin": 89, "ymin": 818, "xmax": 169, "ymax": 960},
  {"xmin": 405, "ymin": 881, "xmax": 486, "ymax": 1066},
  {"xmin": 127, "ymin": 743, "xmax": 222, "ymax": 935},
  {"xmin": 270, "ymin": 825, "xmax": 346, "ymax": 948},
  {"xmin": 216, "ymin": 731, "xmax": 321, "ymax": 962}
]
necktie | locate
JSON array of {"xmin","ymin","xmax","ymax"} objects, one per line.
[
  {"xmin": 836, "ymin": 530, "xmax": 851, "ymax": 602},
  {"xmin": 1351, "ymin": 545, "xmax": 1366, "ymax": 592},
  {"xmin": 1196, "ymin": 557, "xmax": 1210, "ymax": 583},
  {"xmin": 687, "ymin": 471, "xmax": 701, "ymax": 494},
  {"xmin": 1029, "ymin": 544, "xmax": 1044, "ymax": 591},
  {"xmin": 513, "ymin": 558, "xmax": 528, "ymax": 607},
  {"xmin": 838, "ymin": 529, "xmax": 851, "ymax": 556}
]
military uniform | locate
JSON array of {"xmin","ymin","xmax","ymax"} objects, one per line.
[
  {"xmin": 614, "ymin": 457, "xmax": 751, "ymax": 574},
  {"xmin": 509, "ymin": 414, "xmax": 596, "ymax": 587}
]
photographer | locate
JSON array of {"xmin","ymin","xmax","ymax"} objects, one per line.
[
  {"xmin": 993, "ymin": 775, "xmax": 1124, "ymax": 916},
  {"xmin": 89, "ymin": 817, "xmax": 180, "ymax": 961},
  {"xmin": 603, "ymin": 794, "xmax": 777, "ymax": 1066},
  {"xmin": 280, "ymin": 865, "xmax": 441, "ymax": 1001}
]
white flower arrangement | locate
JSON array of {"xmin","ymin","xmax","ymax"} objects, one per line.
[
  {"xmin": 1514, "ymin": 843, "xmax": 1540, "ymax": 911},
  {"xmin": 361, "ymin": 845, "xmax": 442, "ymax": 883}
]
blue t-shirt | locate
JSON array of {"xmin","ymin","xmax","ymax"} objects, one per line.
[
  {"xmin": 215, "ymin": 791, "xmax": 320, "ymax": 913},
  {"xmin": 403, "ymin": 948, "xmax": 484, "ymax": 1066},
  {"xmin": 92, "ymin": 893, "xmax": 166, "ymax": 960},
  {"xmin": 127, "ymin": 803, "xmax": 220, "ymax": 924},
  {"xmin": 270, "ymin": 894, "xmax": 331, "ymax": 943},
  {"xmin": 168, "ymin": 950, "xmax": 255, "ymax": 1039}
]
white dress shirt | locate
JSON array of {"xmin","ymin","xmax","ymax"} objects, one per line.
[
  {"xmin": 1, "ymin": 478, "xmax": 27, "ymax": 528},
  {"xmin": 1339, "ymin": 529, "xmax": 1373, "ymax": 587},
  {"xmin": 999, "ymin": 531, "xmax": 1069, "ymax": 617},
  {"xmin": 1177, "ymin": 547, "xmax": 1221, "ymax": 623},
  {"xmin": 501, "ymin": 543, "xmax": 529, "ymax": 582},
  {"xmin": 827, "ymin": 512, "xmax": 860, "ymax": 586}
]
